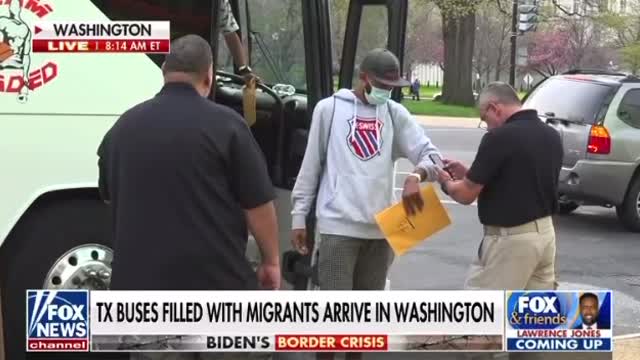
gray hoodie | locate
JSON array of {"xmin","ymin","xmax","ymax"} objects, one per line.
[{"xmin": 291, "ymin": 89, "xmax": 442, "ymax": 239}]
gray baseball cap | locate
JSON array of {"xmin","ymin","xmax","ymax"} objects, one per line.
[{"xmin": 360, "ymin": 48, "xmax": 411, "ymax": 87}]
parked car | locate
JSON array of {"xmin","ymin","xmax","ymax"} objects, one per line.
[{"xmin": 522, "ymin": 69, "xmax": 640, "ymax": 232}]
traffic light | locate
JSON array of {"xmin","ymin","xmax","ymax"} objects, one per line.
[{"xmin": 518, "ymin": 0, "xmax": 539, "ymax": 33}]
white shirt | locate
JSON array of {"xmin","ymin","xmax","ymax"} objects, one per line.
[{"xmin": 582, "ymin": 323, "xmax": 598, "ymax": 330}]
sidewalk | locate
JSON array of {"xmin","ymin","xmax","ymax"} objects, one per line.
[
  {"xmin": 614, "ymin": 334, "xmax": 640, "ymax": 360},
  {"xmin": 414, "ymin": 115, "xmax": 480, "ymax": 128}
]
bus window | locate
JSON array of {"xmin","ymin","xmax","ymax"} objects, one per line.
[
  {"xmin": 244, "ymin": 0, "xmax": 307, "ymax": 91},
  {"xmin": 351, "ymin": 5, "xmax": 389, "ymax": 86}
]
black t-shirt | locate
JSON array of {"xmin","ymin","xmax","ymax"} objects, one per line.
[
  {"xmin": 97, "ymin": 82, "xmax": 275, "ymax": 290},
  {"xmin": 466, "ymin": 109, "xmax": 563, "ymax": 227}
]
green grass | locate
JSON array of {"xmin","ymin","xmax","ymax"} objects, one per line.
[
  {"xmin": 401, "ymin": 87, "xmax": 528, "ymax": 117},
  {"xmin": 404, "ymin": 99, "xmax": 480, "ymax": 118}
]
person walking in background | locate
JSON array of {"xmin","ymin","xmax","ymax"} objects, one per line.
[
  {"xmin": 411, "ymin": 78, "xmax": 421, "ymax": 101},
  {"xmin": 438, "ymin": 82, "xmax": 563, "ymax": 292}
]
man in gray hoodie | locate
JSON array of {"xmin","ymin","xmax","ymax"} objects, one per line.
[{"xmin": 290, "ymin": 48, "xmax": 448, "ymax": 298}]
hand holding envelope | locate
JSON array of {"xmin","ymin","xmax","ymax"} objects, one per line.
[{"xmin": 374, "ymin": 184, "xmax": 451, "ymax": 256}]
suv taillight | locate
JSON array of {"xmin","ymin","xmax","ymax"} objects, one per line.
[{"xmin": 587, "ymin": 125, "xmax": 611, "ymax": 155}]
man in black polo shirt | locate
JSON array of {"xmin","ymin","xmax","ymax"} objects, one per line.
[
  {"xmin": 97, "ymin": 34, "xmax": 280, "ymax": 293},
  {"xmin": 439, "ymin": 82, "xmax": 563, "ymax": 290}
]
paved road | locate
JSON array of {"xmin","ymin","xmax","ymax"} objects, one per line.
[
  {"xmin": 388, "ymin": 126, "xmax": 640, "ymax": 338},
  {"xmin": 278, "ymin": 126, "xmax": 626, "ymax": 360}
]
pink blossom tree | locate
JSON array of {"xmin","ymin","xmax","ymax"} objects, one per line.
[{"xmin": 524, "ymin": 31, "xmax": 575, "ymax": 78}]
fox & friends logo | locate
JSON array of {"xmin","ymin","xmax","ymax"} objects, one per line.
[
  {"xmin": 505, "ymin": 290, "xmax": 613, "ymax": 352},
  {"xmin": 26, "ymin": 289, "xmax": 89, "ymax": 352}
]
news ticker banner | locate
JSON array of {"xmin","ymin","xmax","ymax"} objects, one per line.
[
  {"xmin": 31, "ymin": 21, "xmax": 170, "ymax": 53},
  {"xmin": 25, "ymin": 289, "xmax": 613, "ymax": 353}
]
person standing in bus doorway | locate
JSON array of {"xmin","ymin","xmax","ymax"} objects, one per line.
[
  {"xmin": 290, "ymin": 48, "xmax": 449, "ymax": 360},
  {"xmin": 97, "ymin": 34, "xmax": 279, "ymax": 360},
  {"xmin": 219, "ymin": 0, "xmax": 256, "ymax": 81}
]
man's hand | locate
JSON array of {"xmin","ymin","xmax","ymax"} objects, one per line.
[
  {"xmin": 436, "ymin": 167, "xmax": 452, "ymax": 184},
  {"xmin": 291, "ymin": 229, "xmax": 308, "ymax": 255},
  {"xmin": 402, "ymin": 176, "xmax": 423, "ymax": 216},
  {"xmin": 242, "ymin": 71, "xmax": 261, "ymax": 85},
  {"xmin": 443, "ymin": 159, "xmax": 468, "ymax": 180},
  {"xmin": 257, "ymin": 262, "xmax": 281, "ymax": 290}
]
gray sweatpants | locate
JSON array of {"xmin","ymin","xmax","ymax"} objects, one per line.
[{"xmin": 317, "ymin": 234, "xmax": 394, "ymax": 290}]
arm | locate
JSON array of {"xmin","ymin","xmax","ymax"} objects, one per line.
[
  {"xmin": 228, "ymin": 117, "xmax": 278, "ymax": 265},
  {"xmin": 97, "ymin": 131, "xmax": 110, "ymax": 204},
  {"xmin": 442, "ymin": 178, "xmax": 483, "ymax": 205},
  {"xmin": 224, "ymin": 32, "xmax": 248, "ymax": 68},
  {"xmin": 392, "ymin": 105, "xmax": 442, "ymax": 182},
  {"xmin": 245, "ymin": 201, "xmax": 279, "ymax": 266},
  {"xmin": 218, "ymin": 0, "xmax": 248, "ymax": 68},
  {"xmin": 442, "ymin": 131, "xmax": 506, "ymax": 205},
  {"xmin": 290, "ymin": 99, "xmax": 333, "ymax": 229}
]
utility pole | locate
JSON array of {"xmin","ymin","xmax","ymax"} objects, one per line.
[{"xmin": 509, "ymin": 0, "xmax": 518, "ymax": 87}]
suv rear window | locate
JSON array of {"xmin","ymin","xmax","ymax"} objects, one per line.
[{"xmin": 524, "ymin": 78, "xmax": 616, "ymax": 124}]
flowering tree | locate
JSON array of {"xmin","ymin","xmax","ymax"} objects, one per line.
[{"xmin": 524, "ymin": 31, "xmax": 574, "ymax": 78}]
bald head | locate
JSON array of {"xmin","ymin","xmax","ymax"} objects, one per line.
[
  {"xmin": 162, "ymin": 34, "xmax": 214, "ymax": 97},
  {"xmin": 478, "ymin": 82, "xmax": 522, "ymax": 129},
  {"xmin": 478, "ymin": 82, "xmax": 521, "ymax": 108}
]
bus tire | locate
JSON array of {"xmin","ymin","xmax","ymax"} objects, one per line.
[{"xmin": 0, "ymin": 194, "xmax": 124, "ymax": 360}]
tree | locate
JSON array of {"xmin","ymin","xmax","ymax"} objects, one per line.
[
  {"xmin": 524, "ymin": 30, "xmax": 573, "ymax": 78},
  {"xmin": 433, "ymin": 0, "xmax": 485, "ymax": 106},
  {"xmin": 622, "ymin": 43, "xmax": 640, "ymax": 74},
  {"xmin": 404, "ymin": 0, "xmax": 441, "ymax": 77},
  {"xmin": 473, "ymin": 1, "xmax": 511, "ymax": 85}
]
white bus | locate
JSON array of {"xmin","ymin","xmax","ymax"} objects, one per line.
[{"xmin": 0, "ymin": 0, "xmax": 409, "ymax": 357}]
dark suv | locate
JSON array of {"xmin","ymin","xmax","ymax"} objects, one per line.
[{"xmin": 523, "ymin": 70, "xmax": 640, "ymax": 232}]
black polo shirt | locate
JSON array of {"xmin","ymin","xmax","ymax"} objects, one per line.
[
  {"xmin": 466, "ymin": 109, "xmax": 563, "ymax": 227},
  {"xmin": 97, "ymin": 81, "xmax": 275, "ymax": 290}
]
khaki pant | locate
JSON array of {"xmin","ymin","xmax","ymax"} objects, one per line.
[
  {"xmin": 462, "ymin": 216, "xmax": 557, "ymax": 360},
  {"xmin": 464, "ymin": 216, "xmax": 557, "ymax": 290}
]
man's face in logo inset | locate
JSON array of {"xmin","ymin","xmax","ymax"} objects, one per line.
[{"xmin": 579, "ymin": 294, "xmax": 599, "ymax": 326}]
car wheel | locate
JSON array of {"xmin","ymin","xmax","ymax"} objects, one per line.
[
  {"xmin": 0, "ymin": 195, "xmax": 124, "ymax": 360},
  {"xmin": 616, "ymin": 176, "xmax": 640, "ymax": 232},
  {"xmin": 557, "ymin": 200, "xmax": 579, "ymax": 215}
]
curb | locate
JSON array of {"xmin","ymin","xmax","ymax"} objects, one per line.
[{"xmin": 413, "ymin": 115, "xmax": 481, "ymax": 129}]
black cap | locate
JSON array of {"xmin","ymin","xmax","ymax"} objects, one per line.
[{"xmin": 360, "ymin": 48, "xmax": 410, "ymax": 87}]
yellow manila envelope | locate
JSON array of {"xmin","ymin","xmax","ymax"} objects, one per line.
[{"xmin": 374, "ymin": 184, "xmax": 451, "ymax": 256}]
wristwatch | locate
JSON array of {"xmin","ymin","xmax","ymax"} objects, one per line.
[{"xmin": 238, "ymin": 65, "xmax": 252, "ymax": 75}]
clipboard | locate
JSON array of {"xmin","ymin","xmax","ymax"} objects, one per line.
[{"xmin": 374, "ymin": 184, "xmax": 451, "ymax": 256}]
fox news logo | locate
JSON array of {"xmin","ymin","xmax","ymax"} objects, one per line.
[{"xmin": 26, "ymin": 290, "xmax": 89, "ymax": 352}]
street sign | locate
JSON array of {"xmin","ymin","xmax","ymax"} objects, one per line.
[
  {"xmin": 524, "ymin": 73, "xmax": 533, "ymax": 85},
  {"xmin": 516, "ymin": 46, "xmax": 528, "ymax": 67}
]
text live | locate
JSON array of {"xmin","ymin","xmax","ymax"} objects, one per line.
[{"xmin": 32, "ymin": 39, "xmax": 170, "ymax": 53}]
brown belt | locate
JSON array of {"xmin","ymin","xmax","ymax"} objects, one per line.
[{"xmin": 484, "ymin": 216, "xmax": 553, "ymax": 236}]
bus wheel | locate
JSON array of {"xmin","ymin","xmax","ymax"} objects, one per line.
[{"xmin": 0, "ymin": 195, "xmax": 117, "ymax": 360}]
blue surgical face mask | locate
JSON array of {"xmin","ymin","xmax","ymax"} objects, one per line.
[{"xmin": 365, "ymin": 84, "xmax": 392, "ymax": 105}]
